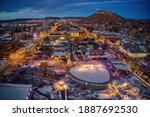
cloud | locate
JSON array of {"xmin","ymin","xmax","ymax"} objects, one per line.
[
  {"xmin": 0, "ymin": 7, "xmax": 48, "ymax": 20},
  {"xmin": 65, "ymin": 1, "xmax": 123, "ymax": 7},
  {"xmin": 0, "ymin": 0, "xmax": 150, "ymax": 19},
  {"xmin": 0, "ymin": 0, "xmax": 61, "ymax": 12}
]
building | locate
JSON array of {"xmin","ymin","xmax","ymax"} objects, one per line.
[
  {"xmin": 89, "ymin": 49, "xmax": 103, "ymax": 60},
  {"xmin": 108, "ymin": 60, "xmax": 129, "ymax": 77},
  {"xmin": 70, "ymin": 31, "xmax": 79, "ymax": 37},
  {"xmin": 0, "ymin": 60, "xmax": 8, "ymax": 72},
  {"xmin": 69, "ymin": 63, "xmax": 112, "ymax": 88},
  {"xmin": 117, "ymin": 38, "xmax": 149, "ymax": 58},
  {"xmin": 0, "ymin": 37, "xmax": 20, "ymax": 59},
  {"xmin": 51, "ymin": 51, "xmax": 68, "ymax": 59},
  {"xmin": 119, "ymin": 43, "xmax": 148, "ymax": 58},
  {"xmin": 0, "ymin": 83, "xmax": 32, "ymax": 100}
]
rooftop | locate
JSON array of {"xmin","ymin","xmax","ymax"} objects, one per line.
[
  {"xmin": 122, "ymin": 43, "xmax": 148, "ymax": 53},
  {"xmin": 69, "ymin": 64, "xmax": 111, "ymax": 85},
  {"xmin": 0, "ymin": 38, "xmax": 14, "ymax": 43},
  {"xmin": 0, "ymin": 83, "xmax": 32, "ymax": 100}
]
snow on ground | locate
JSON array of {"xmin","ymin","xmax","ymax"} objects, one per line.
[
  {"xmin": 34, "ymin": 92, "xmax": 48, "ymax": 100},
  {"xmin": 38, "ymin": 85, "xmax": 52, "ymax": 93},
  {"xmin": 91, "ymin": 90, "xmax": 118, "ymax": 100}
]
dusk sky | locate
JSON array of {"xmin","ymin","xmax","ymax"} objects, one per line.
[{"xmin": 0, "ymin": 0, "xmax": 150, "ymax": 20}]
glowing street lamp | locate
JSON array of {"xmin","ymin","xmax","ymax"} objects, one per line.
[{"xmin": 54, "ymin": 81, "xmax": 68, "ymax": 100}]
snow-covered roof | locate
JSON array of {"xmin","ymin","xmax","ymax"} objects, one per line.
[
  {"xmin": 0, "ymin": 60, "xmax": 7, "ymax": 65},
  {"xmin": 70, "ymin": 64, "xmax": 110, "ymax": 84},
  {"xmin": 0, "ymin": 83, "xmax": 32, "ymax": 100},
  {"xmin": 109, "ymin": 60, "xmax": 129, "ymax": 71},
  {"xmin": 140, "ymin": 61, "xmax": 150, "ymax": 67},
  {"xmin": 52, "ymin": 51, "xmax": 68, "ymax": 56},
  {"xmin": 38, "ymin": 85, "xmax": 52, "ymax": 93},
  {"xmin": 110, "ymin": 60, "xmax": 126, "ymax": 64},
  {"xmin": 113, "ymin": 64, "xmax": 129, "ymax": 71}
]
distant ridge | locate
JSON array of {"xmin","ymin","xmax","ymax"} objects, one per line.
[
  {"xmin": 45, "ymin": 16, "xmax": 84, "ymax": 19},
  {"xmin": 63, "ymin": 17, "xmax": 85, "ymax": 19},
  {"xmin": 0, "ymin": 17, "xmax": 84, "ymax": 23},
  {"xmin": 44, "ymin": 17, "xmax": 61, "ymax": 19},
  {"xmin": 0, "ymin": 18, "xmax": 43, "ymax": 23}
]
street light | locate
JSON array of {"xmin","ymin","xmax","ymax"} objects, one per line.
[{"xmin": 54, "ymin": 81, "xmax": 68, "ymax": 100}]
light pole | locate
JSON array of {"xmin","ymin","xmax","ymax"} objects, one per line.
[{"xmin": 54, "ymin": 81, "xmax": 68, "ymax": 100}]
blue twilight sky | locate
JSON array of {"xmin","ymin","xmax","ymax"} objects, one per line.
[{"xmin": 0, "ymin": 0, "xmax": 150, "ymax": 20}]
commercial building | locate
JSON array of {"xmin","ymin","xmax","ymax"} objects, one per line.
[{"xmin": 0, "ymin": 83, "xmax": 32, "ymax": 100}]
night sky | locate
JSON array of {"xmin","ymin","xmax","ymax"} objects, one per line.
[{"xmin": 0, "ymin": 0, "xmax": 150, "ymax": 20}]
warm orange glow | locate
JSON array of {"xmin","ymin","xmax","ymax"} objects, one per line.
[
  {"xmin": 77, "ymin": 67, "xmax": 88, "ymax": 72},
  {"xmin": 59, "ymin": 37, "xmax": 65, "ymax": 40},
  {"xmin": 77, "ymin": 64, "xmax": 105, "ymax": 72},
  {"xmin": 122, "ymin": 83, "xmax": 128, "ymax": 87},
  {"xmin": 70, "ymin": 32, "xmax": 79, "ymax": 37},
  {"xmin": 54, "ymin": 81, "xmax": 68, "ymax": 91}
]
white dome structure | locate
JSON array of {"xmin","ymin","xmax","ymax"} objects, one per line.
[{"xmin": 69, "ymin": 64, "xmax": 111, "ymax": 87}]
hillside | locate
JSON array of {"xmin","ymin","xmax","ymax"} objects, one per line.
[
  {"xmin": 79, "ymin": 10, "xmax": 150, "ymax": 39},
  {"xmin": 79, "ymin": 10, "xmax": 126, "ymax": 25}
]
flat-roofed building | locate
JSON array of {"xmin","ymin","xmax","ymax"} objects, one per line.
[{"xmin": 0, "ymin": 83, "xmax": 32, "ymax": 100}]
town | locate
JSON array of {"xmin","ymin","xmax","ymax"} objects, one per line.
[{"xmin": 0, "ymin": 10, "xmax": 150, "ymax": 100}]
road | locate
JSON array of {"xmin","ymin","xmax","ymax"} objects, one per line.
[
  {"xmin": 0, "ymin": 43, "xmax": 36, "ymax": 76},
  {"xmin": 107, "ymin": 46, "xmax": 150, "ymax": 88}
]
